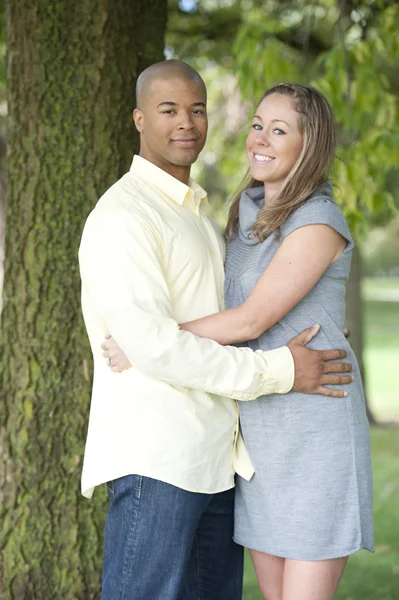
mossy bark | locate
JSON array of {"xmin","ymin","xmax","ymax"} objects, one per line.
[{"xmin": 0, "ymin": 1, "xmax": 166, "ymax": 598}]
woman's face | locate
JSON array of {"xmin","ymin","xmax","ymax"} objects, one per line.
[{"xmin": 246, "ymin": 93, "xmax": 304, "ymax": 194}]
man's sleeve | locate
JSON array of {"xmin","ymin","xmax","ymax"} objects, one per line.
[{"xmin": 79, "ymin": 209, "xmax": 294, "ymax": 401}]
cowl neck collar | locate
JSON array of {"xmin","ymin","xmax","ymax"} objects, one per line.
[
  {"xmin": 237, "ymin": 181, "xmax": 333, "ymax": 245},
  {"xmin": 238, "ymin": 186, "xmax": 265, "ymax": 245}
]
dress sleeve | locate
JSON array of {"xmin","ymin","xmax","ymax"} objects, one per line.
[{"xmin": 281, "ymin": 197, "xmax": 354, "ymax": 253}]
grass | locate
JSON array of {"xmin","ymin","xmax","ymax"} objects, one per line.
[
  {"xmin": 243, "ymin": 278, "xmax": 399, "ymax": 599},
  {"xmin": 363, "ymin": 278, "xmax": 399, "ymax": 293},
  {"xmin": 363, "ymin": 279, "xmax": 399, "ymax": 421}
]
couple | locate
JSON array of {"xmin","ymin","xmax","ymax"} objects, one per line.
[{"xmin": 78, "ymin": 60, "xmax": 373, "ymax": 600}]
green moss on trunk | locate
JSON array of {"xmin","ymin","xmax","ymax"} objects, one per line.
[{"xmin": 0, "ymin": 1, "xmax": 167, "ymax": 598}]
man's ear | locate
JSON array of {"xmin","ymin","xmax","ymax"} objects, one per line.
[{"xmin": 133, "ymin": 108, "xmax": 144, "ymax": 133}]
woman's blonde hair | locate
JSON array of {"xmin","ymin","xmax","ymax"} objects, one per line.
[{"xmin": 225, "ymin": 83, "xmax": 336, "ymax": 241}]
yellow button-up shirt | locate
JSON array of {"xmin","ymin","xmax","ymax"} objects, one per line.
[{"xmin": 79, "ymin": 155, "xmax": 294, "ymax": 498}]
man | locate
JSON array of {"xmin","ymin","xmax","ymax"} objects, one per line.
[{"xmin": 79, "ymin": 60, "xmax": 353, "ymax": 600}]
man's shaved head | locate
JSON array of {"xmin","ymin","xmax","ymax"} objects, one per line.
[
  {"xmin": 136, "ymin": 60, "xmax": 206, "ymax": 109},
  {"xmin": 133, "ymin": 59, "xmax": 208, "ymax": 184}
]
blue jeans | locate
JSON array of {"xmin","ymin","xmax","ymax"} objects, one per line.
[{"xmin": 101, "ymin": 474, "xmax": 243, "ymax": 600}]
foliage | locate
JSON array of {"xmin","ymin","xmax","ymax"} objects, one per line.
[{"xmin": 168, "ymin": 0, "xmax": 399, "ymax": 234}]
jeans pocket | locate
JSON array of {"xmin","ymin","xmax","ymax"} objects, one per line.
[{"xmin": 106, "ymin": 480, "xmax": 115, "ymax": 501}]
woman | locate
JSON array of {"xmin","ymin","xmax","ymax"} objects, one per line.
[{"xmin": 103, "ymin": 83, "xmax": 373, "ymax": 600}]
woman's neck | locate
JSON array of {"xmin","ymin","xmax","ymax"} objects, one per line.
[{"xmin": 263, "ymin": 183, "xmax": 281, "ymax": 205}]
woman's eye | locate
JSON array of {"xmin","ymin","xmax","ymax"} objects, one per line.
[
  {"xmin": 251, "ymin": 124, "xmax": 262, "ymax": 131},
  {"xmin": 274, "ymin": 128, "xmax": 285, "ymax": 135}
]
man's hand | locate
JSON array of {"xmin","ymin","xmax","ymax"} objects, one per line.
[
  {"xmin": 287, "ymin": 324, "xmax": 354, "ymax": 398},
  {"xmin": 102, "ymin": 336, "xmax": 132, "ymax": 372}
]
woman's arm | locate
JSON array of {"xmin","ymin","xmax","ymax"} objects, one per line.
[{"xmin": 180, "ymin": 224, "xmax": 347, "ymax": 344}]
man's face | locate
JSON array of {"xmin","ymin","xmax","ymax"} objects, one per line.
[{"xmin": 133, "ymin": 77, "xmax": 208, "ymax": 181}]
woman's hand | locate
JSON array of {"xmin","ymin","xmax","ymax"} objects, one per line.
[{"xmin": 101, "ymin": 336, "xmax": 132, "ymax": 372}]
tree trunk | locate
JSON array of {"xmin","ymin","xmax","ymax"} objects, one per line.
[
  {"xmin": 345, "ymin": 243, "xmax": 377, "ymax": 425},
  {"xmin": 0, "ymin": 1, "xmax": 166, "ymax": 598},
  {"xmin": 0, "ymin": 141, "xmax": 5, "ymax": 314}
]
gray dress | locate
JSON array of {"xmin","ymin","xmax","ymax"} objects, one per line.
[{"xmin": 225, "ymin": 182, "xmax": 374, "ymax": 560}]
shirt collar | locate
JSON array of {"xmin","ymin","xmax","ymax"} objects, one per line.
[{"xmin": 130, "ymin": 155, "xmax": 208, "ymax": 209}]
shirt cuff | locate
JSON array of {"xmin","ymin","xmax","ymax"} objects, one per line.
[{"xmin": 259, "ymin": 345, "xmax": 295, "ymax": 394}]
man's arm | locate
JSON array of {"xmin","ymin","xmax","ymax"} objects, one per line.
[
  {"xmin": 80, "ymin": 209, "xmax": 351, "ymax": 400},
  {"xmin": 103, "ymin": 324, "xmax": 353, "ymax": 397}
]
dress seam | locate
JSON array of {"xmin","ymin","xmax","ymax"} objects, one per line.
[{"xmin": 233, "ymin": 536, "xmax": 374, "ymax": 560}]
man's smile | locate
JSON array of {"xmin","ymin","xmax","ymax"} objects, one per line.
[{"xmin": 171, "ymin": 137, "xmax": 200, "ymax": 148}]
